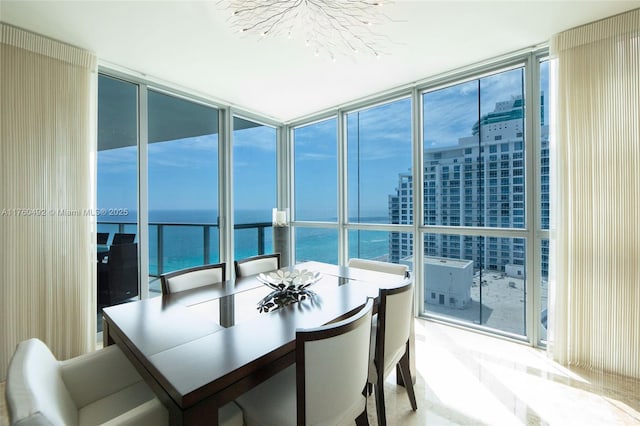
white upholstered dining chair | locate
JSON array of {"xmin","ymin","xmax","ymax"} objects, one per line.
[
  {"xmin": 369, "ymin": 280, "xmax": 417, "ymax": 425},
  {"xmin": 234, "ymin": 253, "xmax": 281, "ymax": 278},
  {"xmin": 160, "ymin": 262, "xmax": 226, "ymax": 295},
  {"xmin": 6, "ymin": 338, "xmax": 166, "ymax": 425},
  {"xmin": 236, "ymin": 299, "xmax": 374, "ymax": 426},
  {"xmin": 348, "ymin": 258, "xmax": 409, "ymax": 277},
  {"xmin": 6, "ymin": 338, "xmax": 244, "ymax": 426}
]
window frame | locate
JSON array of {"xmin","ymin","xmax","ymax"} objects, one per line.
[{"xmin": 287, "ymin": 47, "xmax": 549, "ymax": 346}]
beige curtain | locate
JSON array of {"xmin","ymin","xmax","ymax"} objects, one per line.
[
  {"xmin": 548, "ymin": 9, "xmax": 640, "ymax": 379},
  {"xmin": 1, "ymin": 24, "xmax": 97, "ymax": 381}
]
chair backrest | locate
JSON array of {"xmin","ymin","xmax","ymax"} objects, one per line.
[
  {"xmin": 112, "ymin": 233, "xmax": 136, "ymax": 245},
  {"xmin": 6, "ymin": 338, "xmax": 79, "ymax": 426},
  {"xmin": 97, "ymin": 232, "xmax": 109, "ymax": 245},
  {"xmin": 160, "ymin": 262, "xmax": 226, "ymax": 294},
  {"xmin": 348, "ymin": 258, "xmax": 409, "ymax": 277},
  {"xmin": 234, "ymin": 253, "xmax": 280, "ymax": 278},
  {"xmin": 375, "ymin": 280, "xmax": 414, "ymax": 377},
  {"xmin": 296, "ymin": 299, "xmax": 373, "ymax": 425},
  {"xmin": 107, "ymin": 243, "xmax": 139, "ymax": 304}
]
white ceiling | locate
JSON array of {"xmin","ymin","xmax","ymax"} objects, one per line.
[{"xmin": 2, "ymin": 1, "xmax": 639, "ymax": 122}]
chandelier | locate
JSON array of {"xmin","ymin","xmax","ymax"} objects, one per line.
[{"xmin": 221, "ymin": 0, "xmax": 393, "ymax": 60}]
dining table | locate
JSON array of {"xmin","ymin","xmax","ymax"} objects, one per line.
[{"xmin": 102, "ymin": 261, "xmax": 414, "ymax": 426}]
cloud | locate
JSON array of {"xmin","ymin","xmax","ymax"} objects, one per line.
[
  {"xmin": 479, "ymin": 68, "xmax": 524, "ymax": 113},
  {"xmin": 297, "ymin": 152, "xmax": 335, "ymax": 161},
  {"xmin": 423, "ymin": 68, "xmax": 525, "ymax": 148},
  {"xmin": 346, "ymin": 98, "xmax": 412, "ymax": 161},
  {"xmin": 233, "ymin": 125, "xmax": 277, "ymax": 151},
  {"xmin": 98, "ymin": 146, "xmax": 137, "ymax": 173},
  {"xmin": 135, "ymin": 134, "xmax": 220, "ymax": 169},
  {"xmin": 294, "ymin": 119, "xmax": 338, "ymax": 161}
]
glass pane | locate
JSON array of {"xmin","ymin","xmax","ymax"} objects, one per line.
[
  {"xmin": 233, "ymin": 117, "xmax": 276, "ymax": 259},
  {"xmin": 349, "ymin": 230, "xmax": 413, "ymax": 268},
  {"xmin": 481, "ymin": 69, "xmax": 526, "ymax": 228},
  {"xmin": 423, "ymin": 68, "xmax": 525, "ymax": 229},
  {"xmin": 294, "ymin": 118, "xmax": 337, "ymax": 221},
  {"xmin": 540, "ymin": 60, "xmax": 550, "ymax": 230},
  {"xmin": 423, "ymin": 80, "xmax": 478, "ymax": 226},
  {"xmin": 423, "ymin": 233, "xmax": 527, "ymax": 337},
  {"xmin": 295, "ymin": 227, "xmax": 338, "ymax": 264},
  {"xmin": 166, "ymin": 225, "xmax": 205, "ymax": 270},
  {"xmin": 97, "ymin": 74, "xmax": 139, "ymax": 327},
  {"xmin": 235, "ymin": 225, "xmax": 274, "ymax": 260},
  {"xmin": 540, "ymin": 238, "xmax": 549, "ymax": 342},
  {"xmin": 347, "ymin": 98, "xmax": 412, "ymax": 224},
  {"xmin": 148, "ymin": 90, "xmax": 219, "ymax": 292}
]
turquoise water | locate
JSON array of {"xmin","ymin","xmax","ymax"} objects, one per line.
[{"xmin": 98, "ymin": 209, "xmax": 390, "ymax": 275}]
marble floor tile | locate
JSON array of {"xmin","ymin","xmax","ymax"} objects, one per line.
[
  {"xmin": 2, "ymin": 319, "xmax": 639, "ymax": 426},
  {"xmin": 366, "ymin": 319, "xmax": 640, "ymax": 425}
]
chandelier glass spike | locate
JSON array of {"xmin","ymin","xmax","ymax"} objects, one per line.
[{"xmin": 222, "ymin": 0, "xmax": 392, "ymax": 59}]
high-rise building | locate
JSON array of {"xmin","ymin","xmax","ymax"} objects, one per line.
[{"xmin": 389, "ymin": 96, "xmax": 549, "ymax": 278}]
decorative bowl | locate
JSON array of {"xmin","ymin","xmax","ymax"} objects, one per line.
[{"xmin": 256, "ymin": 269, "xmax": 321, "ymax": 312}]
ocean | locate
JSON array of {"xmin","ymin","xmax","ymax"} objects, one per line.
[{"xmin": 97, "ymin": 209, "xmax": 391, "ymax": 276}]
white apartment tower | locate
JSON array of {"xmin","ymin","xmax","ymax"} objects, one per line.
[{"xmin": 389, "ymin": 96, "xmax": 549, "ymax": 279}]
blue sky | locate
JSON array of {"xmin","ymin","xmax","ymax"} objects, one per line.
[
  {"xmin": 294, "ymin": 118, "xmax": 337, "ymax": 220},
  {"xmin": 98, "ymin": 123, "xmax": 277, "ymax": 220},
  {"xmin": 98, "ymin": 61, "xmax": 549, "ymax": 222}
]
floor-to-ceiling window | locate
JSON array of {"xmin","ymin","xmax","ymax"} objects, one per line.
[
  {"xmin": 147, "ymin": 89, "xmax": 219, "ymax": 294},
  {"xmin": 233, "ymin": 117, "xmax": 277, "ymax": 259},
  {"xmin": 346, "ymin": 97, "xmax": 414, "ymax": 265},
  {"xmin": 289, "ymin": 49, "xmax": 548, "ymax": 345},
  {"xmin": 96, "ymin": 72, "xmax": 278, "ymax": 336},
  {"xmin": 293, "ymin": 117, "xmax": 338, "ymax": 264},
  {"xmin": 538, "ymin": 58, "xmax": 550, "ymax": 343},
  {"xmin": 97, "ymin": 74, "xmax": 139, "ymax": 323},
  {"xmin": 98, "ymin": 47, "xmax": 548, "ymax": 345},
  {"xmin": 421, "ymin": 66, "xmax": 529, "ymax": 337}
]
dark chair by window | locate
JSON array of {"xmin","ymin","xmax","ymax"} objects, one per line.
[
  {"xmin": 234, "ymin": 253, "xmax": 281, "ymax": 278},
  {"xmin": 98, "ymin": 242, "xmax": 138, "ymax": 307},
  {"xmin": 112, "ymin": 233, "xmax": 136, "ymax": 245},
  {"xmin": 97, "ymin": 232, "xmax": 109, "ymax": 245}
]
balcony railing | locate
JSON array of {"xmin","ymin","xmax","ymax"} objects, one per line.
[{"xmin": 98, "ymin": 221, "xmax": 273, "ymax": 277}]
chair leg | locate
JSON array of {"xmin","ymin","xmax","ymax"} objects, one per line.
[
  {"xmin": 398, "ymin": 352, "xmax": 417, "ymax": 411},
  {"xmin": 355, "ymin": 408, "xmax": 369, "ymax": 426},
  {"xmin": 374, "ymin": 377, "xmax": 386, "ymax": 426},
  {"xmin": 357, "ymin": 385, "xmax": 370, "ymax": 425}
]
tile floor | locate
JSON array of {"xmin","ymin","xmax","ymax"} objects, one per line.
[{"xmin": 2, "ymin": 319, "xmax": 639, "ymax": 425}]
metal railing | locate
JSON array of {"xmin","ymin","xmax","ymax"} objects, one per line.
[{"xmin": 98, "ymin": 221, "xmax": 273, "ymax": 277}]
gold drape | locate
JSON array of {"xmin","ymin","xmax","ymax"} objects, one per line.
[
  {"xmin": 549, "ymin": 9, "xmax": 640, "ymax": 379},
  {"xmin": 1, "ymin": 24, "xmax": 97, "ymax": 380}
]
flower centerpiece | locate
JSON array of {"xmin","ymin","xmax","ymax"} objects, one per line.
[{"xmin": 256, "ymin": 269, "xmax": 321, "ymax": 313}]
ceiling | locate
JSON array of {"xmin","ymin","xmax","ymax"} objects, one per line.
[{"xmin": 2, "ymin": 1, "xmax": 639, "ymax": 122}]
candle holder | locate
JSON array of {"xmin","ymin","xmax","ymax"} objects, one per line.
[{"xmin": 272, "ymin": 208, "xmax": 290, "ymax": 267}]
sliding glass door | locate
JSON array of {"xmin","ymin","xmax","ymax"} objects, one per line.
[{"xmin": 96, "ymin": 74, "xmax": 139, "ymax": 326}]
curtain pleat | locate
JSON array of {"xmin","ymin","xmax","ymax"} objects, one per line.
[
  {"xmin": 1, "ymin": 23, "xmax": 97, "ymax": 380},
  {"xmin": 549, "ymin": 9, "xmax": 640, "ymax": 379}
]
